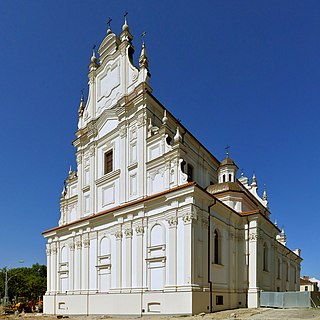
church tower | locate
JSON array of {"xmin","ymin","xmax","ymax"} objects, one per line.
[{"xmin": 217, "ymin": 151, "xmax": 238, "ymax": 183}]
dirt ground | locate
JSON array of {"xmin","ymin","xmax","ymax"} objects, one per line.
[{"xmin": 1, "ymin": 308, "xmax": 320, "ymax": 320}]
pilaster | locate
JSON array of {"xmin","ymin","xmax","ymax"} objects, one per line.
[
  {"xmin": 182, "ymin": 209, "xmax": 197, "ymax": 288},
  {"xmin": 89, "ymin": 144, "xmax": 96, "ymax": 214},
  {"xmin": 115, "ymin": 230, "xmax": 123, "ymax": 291},
  {"xmin": 119, "ymin": 124, "xmax": 127, "ymax": 204},
  {"xmin": 76, "ymin": 153, "xmax": 83, "ymax": 218},
  {"xmin": 46, "ymin": 245, "xmax": 51, "ymax": 294},
  {"xmin": 166, "ymin": 216, "xmax": 178, "ymax": 289},
  {"xmin": 124, "ymin": 228, "xmax": 133, "ymax": 290},
  {"xmin": 82, "ymin": 236, "xmax": 90, "ymax": 292},
  {"xmin": 69, "ymin": 242, "xmax": 75, "ymax": 292},
  {"xmin": 247, "ymin": 218, "xmax": 260, "ymax": 308},
  {"xmin": 135, "ymin": 224, "xmax": 144, "ymax": 289}
]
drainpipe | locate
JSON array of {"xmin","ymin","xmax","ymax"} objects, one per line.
[{"xmin": 208, "ymin": 199, "xmax": 216, "ymax": 313}]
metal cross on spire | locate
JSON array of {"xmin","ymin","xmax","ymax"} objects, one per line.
[
  {"xmin": 141, "ymin": 31, "xmax": 146, "ymax": 44},
  {"xmin": 107, "ymin": 17, "xmax": 112, "ymax": 29},
  {"xmin": 225, "ymin": 144, "xmax": 231, "ymax": 157},
  {"xmin": 92, "ymin": 44, "xmax": 96, "ymax": 50},
  {"xmin": 124, "ymin": 11, "xmax": 128, "ymax": 19}
]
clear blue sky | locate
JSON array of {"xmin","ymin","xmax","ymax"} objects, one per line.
[{"xmin": 0, "ymin": 0, "xmax": 318, "ymax": 279}]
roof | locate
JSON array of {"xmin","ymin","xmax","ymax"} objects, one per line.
[
  {"xmin": 220, "ymin": 156, "xmax": 237, "ymax": 167},
  {"xmin": 206, "ymin": 182, "xmax": 243, "ymax": 194}
]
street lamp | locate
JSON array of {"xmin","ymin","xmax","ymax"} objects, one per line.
[{"xmin": 3, "ymin": 260, "xmax": 24, "ymax": 306}]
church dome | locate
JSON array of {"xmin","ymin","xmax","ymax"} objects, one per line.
[{"xmin": 206, "ymin": 182, "xmax": 242, "ymax": 195}]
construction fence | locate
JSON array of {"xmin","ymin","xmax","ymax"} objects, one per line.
[{"xmin": 260, "ymin": 291, "xmax": 320, "ymax": 308}]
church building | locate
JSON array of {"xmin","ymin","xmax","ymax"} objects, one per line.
[{"xmin": 42, "ymin": 18, "xmax": 302, "ymax": 315}]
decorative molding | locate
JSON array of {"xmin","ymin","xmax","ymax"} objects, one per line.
[
  {"xmin": 137, "ymin": 113, "xmax": 146, "ymax": 128},
  {"xmin": 46, "ymin": 248, "xmax": 51, "ymax": 256},
  {"xmin": 83, "ymin": 238, "xmax": 90, "ymax": 248},
  {"xmin": 114, "ymin": 231, "xmax": 123, "ymax": 240},
  {"xmin": 89, "ymin": 145, "xmax": 96, "ymax": 157},
  {"xmin": 182, "ymin": 211, "xmax": 198, "ymax": 224},
  {"xmin": 119, "ymin": 125, "xmax": 127, "ymax": 138},
  {"xmin": 76, "ymin": 153, "xmax": 83, "ymax": 165},
  {"xmin": 124, "ymin": 228, "xmax": 133, "ymax": 238},
  {"xmin": 135, "ymin": 225, "xmax": 144, "ymax": 235},
  {"xmin": 69, "ymin": 243, "xmax": 75, "ymax": 251},
  {"xmin": 249, "ymin": 233, "xmax": 259, "ymax": 241},
  {"xmin": 76, "ymin": 241, "xmax": 82, "ymax": 249},
  {"xmin": 167, "ymin": 216, "xmax": 178, "ymax": 228}
]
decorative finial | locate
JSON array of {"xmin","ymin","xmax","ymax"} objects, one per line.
[
  {"xmin": 141, "ymin": 31, "xmax": 146, "ymax": 45},
  {"xmin": 61, "ymin": 183, "xmax": 67, "ymax": 197},
  {"xmin": 262, "ymin": 183, "xmax": 267, "ymax": 201},
  {"xmin": 148, "ymin": 118, "xmax": 153, "ymax": 131},
  {"xmin": 107, "ymin": 17, "xmax": 112, "ymax": 34},
  {"xmin": 123, "ymin": 11, "xmax": 129, "ymax": 31},
  {"xmin": 225, "ymin": 145, "xmax": 231, "ymax": 158},
  {"xmin": 91, "ymin": 44, "xmax": 97, "ymax": 62},
  {"xmin": 78, "ymin": 90, "xmax": 85, "ymax": 117},
  {"xmin": 139, "ymin": 32, "xmax": 149, "ymax": 69},
  {"xmin": 174, "ymin": 126, "xmax": 182, "ymax": 143},
  {"xmin": 241, "ymin": 169, "xmax": 244, "ymax": 177},
  {"xmin": 69, "ymin": 165, "xmax": 72, "ymax": 175},
  {"xmin": 274, "ymin": 219, "xmax": 278, "ymax": 227},
  {"xmin": 162, "ymin": 109, "xmax": 168, "ymax": 125},
  {"xmin": 252, "ymin": 171, "xmax": 256, "ymax": 181}
]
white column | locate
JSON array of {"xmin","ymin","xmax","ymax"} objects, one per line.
[
  {"xmin": 136, "ymin": 113, "xmax": 147, "ymax": 197},
  {"xmin": 182, "ymin": 210, "xmax": 197, "ymax": 287},
  {"xmin": 69, "ymin": 242, "xmax": 75, "ymax": 292},
  {"xmin": 82, "ymin": 236, "xmax": 90, "ymax": 292},
  {"xmin": 247, "ymin": 218, "xmax": 259, "ymax": 308},
  {"xmin": 74, "ymin": 240, "xmax": 82, "ymax": 292},
  {"xmin": 119, "ymin": 126, "xmax": 127, "ymax": 204},
  {"xmin": 76, "ymin": 153, "xmax": 83, "ymax": 218},
  {"xmin": 46, "ymin": 245, "xmax": 51, "ymax": 294},
  {"xmin": 115, "ymin": 231, "xmax": 123, "ymax": 290},
  {"xmin": 124, "ymin": 228, "xmax": 133, "ymax": 289},
  {"xmin": 135, "ymin": 225, "xmax": 144, "ymax": 289},
  {"xmin": 51, "ymin": 243, "xmax": 57, "ymax": 293},
  {"xmin": 89, "ymin": 145, "xmax": 96, "ymax": 214},
  {"xmin": 166, "ymin": 217, "xmax": 178, "ymax": 289}
]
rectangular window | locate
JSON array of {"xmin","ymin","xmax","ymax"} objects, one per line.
[
  {"xmin": 104, "ymin": 150, "xmax": 113, "ymax": 174},
  {"xmin": 216, "ymin": 295, "xmax": 223, "ymax": 305},
  {"xmin": 305, "ymin": 286, "xmax": 308, "ymax": 291}
]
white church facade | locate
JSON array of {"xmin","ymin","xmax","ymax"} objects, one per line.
[{"xmin": 43, "ymin": 19, "xmax": 301, "ymax": 315}]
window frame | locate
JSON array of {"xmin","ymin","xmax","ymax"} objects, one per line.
[{"xmin": 104, "ymin": 150, "xmax": 113, "ymax": 175}]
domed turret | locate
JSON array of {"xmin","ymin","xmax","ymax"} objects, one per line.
[{"xmin": 218, "ymin": 150, "xmax": 238, "ymax": 183}]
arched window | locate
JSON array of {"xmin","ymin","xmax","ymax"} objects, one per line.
[
  {"xmin": 213, "ymin": 230, "xmax": 220, "ymax": 264},
  {"xmin": 222, "ymin": 175, "xmax": 226, "ymax": 183},
  {"xmin": 229, "ymin": 174, "xmax": 232, "ymax": 182},
  {"xmin": 150, "ymin": 224, "xmax": 164, "ymax": 247},
  {"xmin": 263, "ymin": 243, "xmax": 268, "ymax": 271}
]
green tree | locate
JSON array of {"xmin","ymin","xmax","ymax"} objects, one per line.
[{"xmin": 0, "ymin": 264, "xmax": 46, "ymax": 304}]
